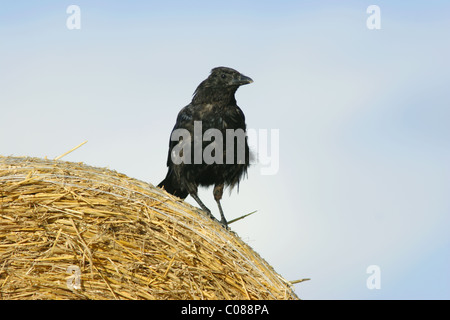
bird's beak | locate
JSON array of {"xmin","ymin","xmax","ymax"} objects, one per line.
[{"xmin": 234, "ymin": 74, "xmax": 253, "ymax": 86}]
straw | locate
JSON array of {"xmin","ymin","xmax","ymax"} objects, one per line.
[
  {"xmin": 0, "ymin": 156, "xmax": 300, "ymax": 300},
  {"xmin": 54, "ymin": 141, "xmax": 88, "ymax": 161}
]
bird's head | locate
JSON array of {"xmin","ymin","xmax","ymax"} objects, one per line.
[
  {"xmin": 193, "ymin": 67, "xmax": 253, "ymax": 102},
  {"xmin": 207, "ymin": 67, "xmax": 253, "ymax": 88}
]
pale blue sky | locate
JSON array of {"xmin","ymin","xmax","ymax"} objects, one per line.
[{"xmin": 1, "ymin": 1, "xmax": 449, "ymax": 299}]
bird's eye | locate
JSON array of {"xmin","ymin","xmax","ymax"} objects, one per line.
[{"xmin": 221, "ymin": 74, "xmax": 226, "ymax": 79}]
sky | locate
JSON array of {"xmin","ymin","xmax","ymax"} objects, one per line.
[{"xmin": 1, "ymin": 1, "xmax": 449, "ymax": 299}]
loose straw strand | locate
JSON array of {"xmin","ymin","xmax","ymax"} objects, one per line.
[{"xmin": 54, "ymin": 140, "xmax": 88, "ymax": 160}]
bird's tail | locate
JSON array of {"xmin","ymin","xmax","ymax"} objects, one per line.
[{"xmin": 157, "ymin": 171, "xmax": 188, "ymax": 199}]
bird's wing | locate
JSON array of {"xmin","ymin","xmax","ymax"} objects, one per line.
[{"xmin": 165, "ymin": 105, "xmax": 194, "ymax": 167}]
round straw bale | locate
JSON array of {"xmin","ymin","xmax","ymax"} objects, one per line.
[{"xmin": 0, "ymin": 156, "xmax": 298, "ymax": 300}]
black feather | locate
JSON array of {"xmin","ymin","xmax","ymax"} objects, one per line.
[{"xmin": 158, "ymin": 67, "xmax": 253, "ymax": 227}]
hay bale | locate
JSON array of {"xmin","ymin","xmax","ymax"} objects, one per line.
[{"xmin": 0, "ymin": 156, "xmax": 298, "ymax": 300}]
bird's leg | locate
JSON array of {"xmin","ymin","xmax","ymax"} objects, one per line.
[
  {"xmin": 215, "ymin": 200, "xmax": 228, "ymax": 229},
  {"xmin": 213, "ymin": 184, "xmax": 228, "ymax": 228},
  {"xmin": 190, "ymin": 192, "xmax": 214, "ymax": 220}
]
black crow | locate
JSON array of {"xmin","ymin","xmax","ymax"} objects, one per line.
[{"xmin": 158, "ymin": 67, "xmax": 253, "ymax": 227}]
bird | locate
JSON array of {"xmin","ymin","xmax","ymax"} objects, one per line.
[{"xmin": 158, "ymin": 66, "xmax": 253, "ymax": 228}]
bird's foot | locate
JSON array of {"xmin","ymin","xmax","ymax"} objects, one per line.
[
  {"xmin": 196, "ymin": 207, "xmax": 217, "ymax": 222},
  {"xmin": 196, "ymin": 208, "xmax": 229, "ymax": 229},
  {"xmin": 219, "ymin": 218, "xmax": 229, "ymax": 230},
  {"xmin": 204, "ymin": 210, "xmax": 216, "ymax": 221}
]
